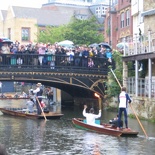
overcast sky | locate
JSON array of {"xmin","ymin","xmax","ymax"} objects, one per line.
[{"xmin": 0, "ymin": 0, "xmax": 47, "ymax": 10}]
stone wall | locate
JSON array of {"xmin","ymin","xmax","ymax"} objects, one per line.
[
  {"xmin": 128, "ymin": 97, "xmax": 155, "ymax": 119},
  {"xmin": 107, "ymin": 96, "xmax": 155, "ymax": 120}
]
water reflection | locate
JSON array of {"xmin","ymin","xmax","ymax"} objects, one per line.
[{"xmin": 0, "ymin": 99, "xmax": 155, "ymax": 155}]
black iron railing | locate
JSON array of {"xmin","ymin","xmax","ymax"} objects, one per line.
[{"xmin": 0, "ymin": 54, "xmax": 113, "ymax": 74}]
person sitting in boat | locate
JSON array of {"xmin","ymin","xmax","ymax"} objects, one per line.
[
  {"xmin": 14, "ymin": 93, "xmax": 19, "ymax": 98},
  {"xmin": 22, "ymin": 91, "xmax": 28, "ymax": 98},
  {"xmin": 40, "ymin": 101, "xmax": 49, "ymax": 113},
  {"xmin": 26, "ymin": 98, "xmax": 35, "ymax": 113},
  {"xmin": 0, "ymin": 93, "xmax": 6, "ymax": 98},
  {"xmin": 82, "ymin": 105, "xmax": 101, "ymax": 126},
  {"xmin": 109, "ymin": 114, "xmax": 123, "ymax": 128}
]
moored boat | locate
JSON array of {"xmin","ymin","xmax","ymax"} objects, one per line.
[
  {"xmin": 0, "ymin": 107, "xmax": 64, "ymax": 119},
  {"xmin": 72, "ymin": 118, "xmax": 139, "ymax": 137}
]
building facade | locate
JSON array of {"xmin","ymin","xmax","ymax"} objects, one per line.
[
  {"xmin": 104, "ymin": 0, "xmax": 133, "ymax": 48},
  {"xmin": 0, "ymin": 0, "xmax": 108, "ymax": 45}
]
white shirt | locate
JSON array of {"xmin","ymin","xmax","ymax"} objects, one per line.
[
  {"xmin": 119, "ymin": 91, "xmax": 127, "ymax": 108},
  {"xmin": 32, "ymin": 87, "xmax": 42, "ymax": 98},
  {"xmin": 83, "ymin": 109, "xmax": 101, "ymax": 126}
]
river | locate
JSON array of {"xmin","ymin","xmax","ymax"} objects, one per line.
[{"xmin": 0, "ymin": 99, "xmax": 155, "ymax": 155}]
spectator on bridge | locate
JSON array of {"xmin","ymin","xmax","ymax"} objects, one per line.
[
  {"xmin": 97, "ymin": 47, "xmax": 106, "ymax": 68},
  {"xmin": 55, "ymin": 46, "xmax": 65, "ymax": 66},
  {"xmin": 105, "ymin": 48, "xmax": 112, "ymax": 66},
  {"xmin": 1, "ymin": 42, "xmax": 10, "ymax": 54},
  {"xmin": 38, "ymin": 43, "xmax": 46, "ymax": 66},
  {"xmin": 88, "ymin": 58, "xmax": 94, "ymax": 68},
  {"xmin": 93, "ymin": 46, "xmax": 99, "ymax": 57},
  {"xmin": 98, "ymin": 47, "xmax": 106, "ymax": 58},
  {"xmin": 74, "ymin": 46, "xmax": 82, "ymax": 66},
  {"xmin": 1, "ymin": 42, "xmax": 11, "ymax": 65},
  {"xmin": 88, "ymin": 47, "xmax": 94, "ymax": 57},
  {"xmin": 46, "ymin": 44, "xmax": 56, "ymax": 69},
  {"xmin": 66, "ymin": 48, "xmax": 74, "ymax": 66},
  {"xmin": 82, "ymin": 45, "xmax": 89, "ymax": 67},
  {"xmin": 16, "ymin": 44, "xmax": 26, "ymax": 68},
  {"xmin": 31, "ymin": 43, "xmax": 39, "ymax": 66}
]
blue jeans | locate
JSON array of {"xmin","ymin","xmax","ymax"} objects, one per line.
[{"xmin": 118, "ymin": 108, "xmax": 128, "ymax": 128}]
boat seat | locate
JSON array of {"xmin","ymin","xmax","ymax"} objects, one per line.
[{"xmin": 83, "ymin": 119, "xmax": 100, "ymax": 125}]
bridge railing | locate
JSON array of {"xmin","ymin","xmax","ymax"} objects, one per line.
[{"xmin": 0, "ymin": 53, "xmax": 112, "ymax": 74}]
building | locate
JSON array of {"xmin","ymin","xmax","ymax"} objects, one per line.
[
  {"xmin": 122, "ymin": 0, "xmax": 155, "ymax": 119},
  {"xmin": 0, "ymin": 0, "xmax": 109, "ymax": 45},
  {"xmin": 104, "ymin": 0, "xmax": 132, "ymax": 48}
]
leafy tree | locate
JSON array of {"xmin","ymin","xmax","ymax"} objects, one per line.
[
  {"xmin": 65, "ymin": 16, "xmax": 104, "ymax": 45},
  {"xmin": 36, "ymin": 16, "xmax": 104, "ymax": 45},
  {"xmin": 36, "ymin": 25, "xmax": 68, "ymax": 43}
]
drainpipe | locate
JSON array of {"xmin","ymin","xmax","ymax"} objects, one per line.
[
  {"xmin": 135, "ymin": 34, "xmax": 138, "ymax": 96},
  {"xmin": 148, "ymin": 28, "xmax": 152, "ymax": 99}
]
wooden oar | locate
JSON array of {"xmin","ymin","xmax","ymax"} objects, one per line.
[
  {"xmin": 36, "ymin": 97, "xmax": 47, "ymax": 121},
  {"xmin": 110, "ymin": 68, "xmax": 148, "ymax": 139}
]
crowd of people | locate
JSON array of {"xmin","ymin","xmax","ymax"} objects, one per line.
[{"xmin": 0, "ymin": 41, "xmax": 113, "ymax": 68}]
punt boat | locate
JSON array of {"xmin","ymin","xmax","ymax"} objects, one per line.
[
  {"xmin": 72, "ymin": 118, "xmax": 139, "ymax": 137},
  {"xmin": 0, "ymin": 107, "xmax": 63, "ymax": 119}
]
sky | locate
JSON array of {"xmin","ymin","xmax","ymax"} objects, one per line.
[{"xmin": 0, "ymin": 0, "xmax": 48, "ymax": 10}]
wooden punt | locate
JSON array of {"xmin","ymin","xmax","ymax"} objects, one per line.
[
  {"xmin": 0, "ymin": 107, "xmax": 63, "ymax": 119},
  {"xmin": 72, "ymin": 118, "xmax": 139, "ymax": 137}
]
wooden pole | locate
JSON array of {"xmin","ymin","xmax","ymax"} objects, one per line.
[
  {"xmin": 36, "ymin": 97, "xmax": 47, "ymax": 121},
  {"xmin": 99, "ymin": 97, "xmax": 102, "ymax": 110},
  {"xmin": 110, "ymin": 68, "xmax": 148, "ymax": 138}
]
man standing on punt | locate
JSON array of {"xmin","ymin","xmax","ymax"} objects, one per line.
[
  {"xmin": 30, "ymin": 83, "xmax": 43, "ymax": 115},
  {"xmin": 117, "ymin": 87, "xmax": 132, "ymax": 130}
]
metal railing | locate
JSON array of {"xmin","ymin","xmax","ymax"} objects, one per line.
[
  {"xmin": 127, "ymin": 77, "xmax": 155, "ymax": 98},
  {"xmin": 124, "ymin": 32, "xmax": 155, "ymax": 56},
  {"xmin": 0, "ymin": 53, "xmax": 111, "ymax": 74}
]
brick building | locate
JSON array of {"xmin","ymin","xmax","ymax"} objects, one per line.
[{"xmin": 104, "ymin": 0, "xmax": 132, "ymax": 49}]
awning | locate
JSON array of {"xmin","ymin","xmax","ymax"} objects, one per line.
[{"xmin": 141, "ymin": 9, "xmax": 155, "ymax": 16}]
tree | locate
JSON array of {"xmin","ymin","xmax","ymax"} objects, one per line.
[
  {"xmin": 36, "ymin": 16, "xmax": 104, "ymax": 45},
  {"xmin": 65, "ymin": 16, "xmax": 104, "ymax": 45},
  {"xmin": 36, "ymin": 25, "xmax": 68, "ymax": 44}
]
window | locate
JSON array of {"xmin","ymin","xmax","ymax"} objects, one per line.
[
  {"xmin": 121, "ymin": 12, "xmax": 124, "ymax": 28},
  {"xmin": 126, "ymin": 10, "xmax": 130, "ymax": 26},
  {"xmin": 21, "ymin": 28, "xmax": 30, "ymax": 41}
]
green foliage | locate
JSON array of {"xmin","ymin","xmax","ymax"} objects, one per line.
[
  {"xmin": 36, "ymin": 25, "xmax": 68, "ymax": 44},
  {"xmin": 36, "ymin": 16, "xmax": 104, "ymax": 45},
  {"xmin": 65, "ymin": 16, "xmax": 104, "ymax": 45},
  {"xmin": 105, "ymin": 50, "xmax": 123, "ymax": 98},
  {"xmin": 127, "ymin": 61, "xmax": 135, "ymax": 77}
]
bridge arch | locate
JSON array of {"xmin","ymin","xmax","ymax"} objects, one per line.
[{"xmin": 0, "ymin": 70, "xmax": 107, "ymax": 98}]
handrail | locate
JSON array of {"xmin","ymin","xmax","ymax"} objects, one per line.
[{"xmin": 0, "ymin": 53, "xmax": 112, "ymax": 73}]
